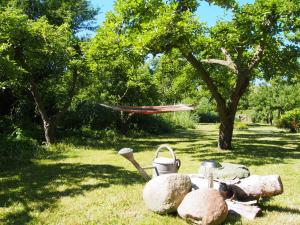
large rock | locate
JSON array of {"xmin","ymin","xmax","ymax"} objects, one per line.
[
  {"xmin": 143, "ymin": 173, "xmax": 192, "ymax": 214},
  {"xmin": 178, "ymin": 188, "xmax": 228, "ymax": 225},
  {"xmin": 199, "ymin": 163, "xmax": 250, "ymax": 180}
]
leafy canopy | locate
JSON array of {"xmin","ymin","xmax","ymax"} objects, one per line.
[{"xmin": 110, "ymin": 0, "xmax": 299, "ymax": 101}]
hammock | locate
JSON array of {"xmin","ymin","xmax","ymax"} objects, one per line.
[{"xmin": 100, "ymin": 104, "xmax": 194, "ymax": 115}]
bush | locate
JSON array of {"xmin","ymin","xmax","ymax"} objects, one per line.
[
  {"xmin": 276, "ymin": 108, "xmax": 300, "ymax": 133},
  {"xmin": 234, "ymin": 122, "xmax": 249, "ymax": 130},
  {"xmin": 61, "ymin": 102, "xmax": 119, "ymax": 131},
  {"xmin": 197, "ymin": 112, "xmax": 219, "ymax": 123},
  {"xmin": 191, "ymin": 100, "xmax": 219, "ymax": 123},
  {"xmin": 131, "ymin": 114, "xmax": 174, "ymax": 134},
  {"xmin": 0, "ymin": 126, "xmax": 44, "ymax": 161},
  {"xmin": 160, "ymin": 111, "xmax": 196, "ymax": 129}
]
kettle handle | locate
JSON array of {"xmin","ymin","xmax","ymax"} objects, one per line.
[{"xmin": 155, "ymin": 144, "xmax": 176, "ymax": 163}]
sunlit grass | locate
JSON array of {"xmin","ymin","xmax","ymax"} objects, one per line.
[{"xmin": 1, "ymin": 124, "xmax": 300, "ymax": 224}]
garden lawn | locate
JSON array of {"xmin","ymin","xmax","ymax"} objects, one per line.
[{"xmin": 1, "ymin": 124, "xmax": 300, "ymax": 225}]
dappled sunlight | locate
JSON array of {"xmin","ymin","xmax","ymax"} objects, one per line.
[
  {"xmin": 1, "ymin": 124, "xmax": 300, "ymax": 224},
  {"xmin": 0, "ymin": 162, "xmax": 143, "ymax": 224}
]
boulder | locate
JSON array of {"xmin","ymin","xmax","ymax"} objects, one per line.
[
  {"xmin": 177, "ymin": 188, "xmax": 228, "ymax": 225},
  {"xmin": 143, "ymin": 173, "xmax": 192, "ymax": 214},
  {"xmin": 199, "ymin": 163, "xmax": 250, "ymax": 180}
]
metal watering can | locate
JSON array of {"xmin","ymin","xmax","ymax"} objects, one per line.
[
  {"xmin": 118, "ymin": 144, "xmax": 181, "ymax": 181},
  {"xmin": 152, "ymin": 144, "xmax": 181, "ymax": 177}
]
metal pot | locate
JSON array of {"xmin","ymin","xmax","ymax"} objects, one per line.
[
  {"xmin": 152, "ymin": 144, "xmax": 181, "ymax": 177},
  {"xmin": 199, "ymin": 160, "xmax": 222, "ymax": 188},
  {"xmin": 200, "ymin": 160, "xmax": 222, "ymax": 169}
]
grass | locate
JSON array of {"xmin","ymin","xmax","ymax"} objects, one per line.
[{"xmin": 1, "ymin": 124, "xmax": 300, "ymax": 225}]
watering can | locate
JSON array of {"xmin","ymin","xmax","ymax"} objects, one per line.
[
  {"xmin": 118, "ymin": 144, "xmax": 181, "ymax": 181},
  {"xmin": 152, "ymin": 144, "xmax": 181, "ymax": 177}
]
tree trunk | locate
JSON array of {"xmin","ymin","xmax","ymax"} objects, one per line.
[
  {"xmin": 218, "ymin": 114, "xmax": 235, "ymax": 150},
  {"xmin": 29, "ymin": 81, "xmax": 56, "ymax": 145},
  {"xmin": 43, "ymin": 120, "xmax": 56, "ymax": 144}
]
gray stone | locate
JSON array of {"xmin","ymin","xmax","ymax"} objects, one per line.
[
  {"xmin": 177, "ymin": 188, "xmax": 228, "ymax": 225},
  {"xmin": 143, "ymin": 173, "xmax": 192, "ymax": 214},
  {"xmin": 199, "ymin": 163, "xmax": 250, "ymax": 180}
]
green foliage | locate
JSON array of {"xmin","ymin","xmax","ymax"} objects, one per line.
[
  {"xmin": 61, "ymin": 102, "xmax": 119, "ymax": 131},
  {"xmin": 0, "ymin": 6, "xmax": 92, "ymax": 144},
  {"xmin": 131, "ymin": 115, "xmax": 174, "ymax": 134},
  {"xmin": 0, "ymin": 7, "xmax": 77, "ymax": 98},
  {"xmin": 0, "ymin": 0, "xmax": 98, "ymax": 32},
  {"xmin": 84, "ymin": 13, "xmax": 159, "ymax": 107},
  {"xmin": 234, "ymin": 121, "xmax": 249, "ymax": 130},
  {"xmin": 0, "ymin": 126, "xmax": 44, "ymax": 161},
  {"xmin": 161, "ymin": 111, "xmax": 196, "ymax": 129},
  {"xmin": 151, "ymin": 50, "xmax": 201, "ymax": 103},
  {"xmin": 276, "ymin": 108, "xmax": 300, "ymax": 133},
  {"xmin": 192, "ymin": 98, "xmax": 219, "ymax": 123},
  {"xmin": 249, "ymin": 82, "xmax": 300, "ymax": 124}
]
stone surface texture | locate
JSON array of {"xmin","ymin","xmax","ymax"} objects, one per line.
[
  {"xmin": 142, "ymin": 173, "xmax": 192, "ymax": 214},
  {"xmin": 199, "ymin": 163, "xmax": 250, "ymax": 180},
  {"xmin": 177, "ymin": 188, "xmax": 228, "ymax": 225}
]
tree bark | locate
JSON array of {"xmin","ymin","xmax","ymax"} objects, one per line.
[
  {"xmin": 29, "ymin": 80, "xmax": 56, "ymax": 144},
  {"xmin": 218, "ymin": 111, "xmax": 235, "ymax": 150},
  {"xmin": 43, "ymin": 120, "xmax": 56, "ymax": 144}
]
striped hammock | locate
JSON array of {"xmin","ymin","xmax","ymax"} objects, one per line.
[{"xmin": 100, "ymin": 104, "xmax": 194, "ymax": 115}]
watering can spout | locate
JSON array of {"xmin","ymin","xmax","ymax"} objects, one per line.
[
  {"xmin": 118, "ymin": 148, "xmax": 151, "ymax": 181},
  {"xmin": 118, "ymin": 148, "xmax": 134, "ymax": 160}
]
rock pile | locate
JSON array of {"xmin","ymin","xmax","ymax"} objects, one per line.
[{"xmin": 142, "ymin": 173, "xmax": 284, "ymax": 225}]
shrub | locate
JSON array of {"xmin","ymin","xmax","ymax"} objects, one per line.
[
  {"xmin": 0, "ymin": 126, "xmax": 44, "ymax": 161},
  {"xmin": 132, "ymin": 114, "xmax": 174, "ymax": 134},
  {"xmin": 192, "ymin": 105, "xmax": 219, "ymax": 123},
  {"xmin": 234, "ymin": 122, "xmax": 249, "ymax": 130},
  {"xmin": 160, "ymin": 111, "xmax": 196, "ymax": 129},
  {"xmin": 276, "ymin": 108, "xmax": 300, "ymax": 133}
]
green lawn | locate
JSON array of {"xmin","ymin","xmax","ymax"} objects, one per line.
[{"xmin": 1, "ymin": 124, "xmax": 300, "ymax": 225}]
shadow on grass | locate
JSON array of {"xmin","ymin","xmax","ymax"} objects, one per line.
[
  {"xmin": 175, "ymin": 127, "xmax": 300, "ymax": 166},
  {"xmin": 61, "ymin": 128, "xmax": 205, "ymax": 153},
  {"xmin": 262, "ymin": 205, "xmax": 300, "ymax": 215},
  {"xmin": 62, "ymin": 125, "xmax": 300, "ymax": 167},
  {"xmin": 0, "ymin": 162, "xmax": 143, "ymax": 225}
]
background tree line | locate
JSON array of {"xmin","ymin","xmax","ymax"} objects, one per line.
[{"xmin": 0, "ymin": 0, "xmax": 299, "ymax": 160}]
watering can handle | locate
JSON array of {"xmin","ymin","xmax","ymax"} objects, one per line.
[
  {"xmin": 155, "ymin": 144, "xmax": 176, "ymax": 163},
  {"xmin": 176, "ymin": 159, "xmax": 181, "ymax": 169}
]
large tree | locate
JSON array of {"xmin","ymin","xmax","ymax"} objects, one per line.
[
  {"xmin": 107, "ymin": 0, "xmax": 299, "ymax": 149},
  {"xmin": 0, "ymin": 1, "xmax": 97, "ymax": 144},
  {"xmin": 0, "ymin": 8, "xmax": 85, "ymax": 144}
]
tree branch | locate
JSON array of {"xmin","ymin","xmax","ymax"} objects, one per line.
[
  {"xmin": 221, "ymin": 47, "xmax": 236, "ymax": 67},
  {"xmin": 248, "ymin": 45, "xmax": 264, "ymax": 71},
  {"xmin": 29, "ymin": 80, "xmax": 50, "ymax": 123},
  {"xmin": 201, "ymin": 48, "xmax": 238, "ymax": 74},
  {"xmin": 181, "ymin": 51, "xmax": 227, "ymax": 111},
  {"xmin": 201, "ymin": 59, "xmax": 238, "ymax": 74}
]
